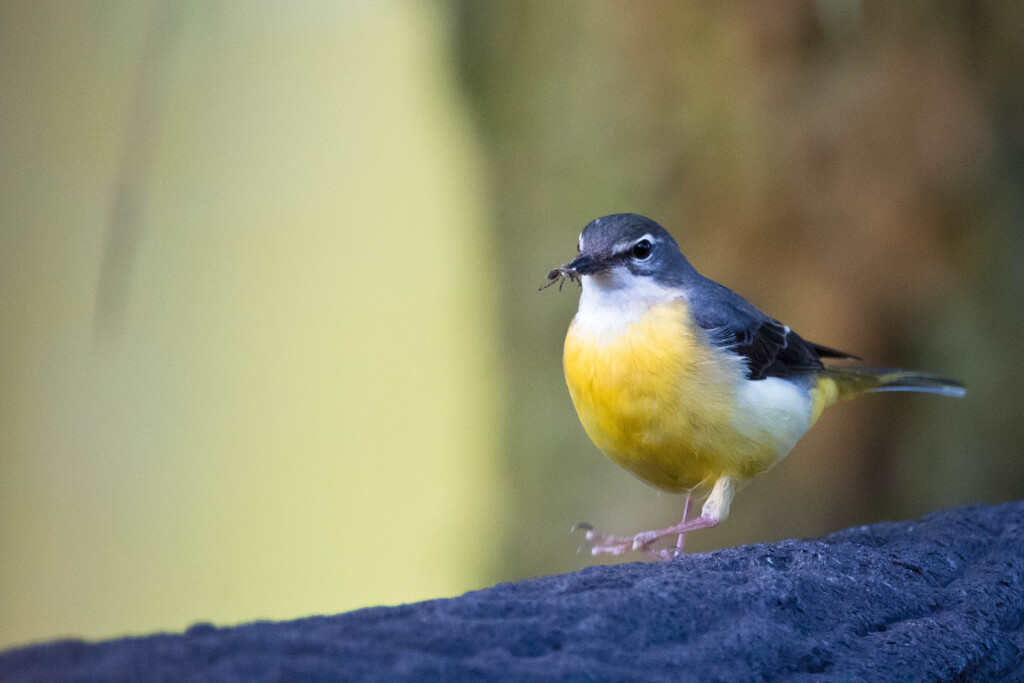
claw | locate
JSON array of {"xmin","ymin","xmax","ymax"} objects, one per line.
[{"xmin": 645, "ymin": 546, "xmax": 682, "ymax": 561}]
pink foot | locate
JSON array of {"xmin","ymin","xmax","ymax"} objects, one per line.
[
  {"xmin": 573, "ymin": 512, "xmax": 718, "ymax": 561},
  {"xmin": 573, "ymin": 478, "xmax": 733, "ymax": 561},
  {"xmin": 574, "ymin": 524, "xmax": 684, "ymax": 558},
  {"xmin": 573, "ymin": 523, "xmax": 636, "ymax": 555}
]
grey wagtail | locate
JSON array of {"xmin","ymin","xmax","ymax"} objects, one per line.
[{"xmin": 545, "ymin": 213, "xmax": 965, "ymax": 560}]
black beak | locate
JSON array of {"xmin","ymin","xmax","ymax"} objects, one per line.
[
  {"xmin": 563, "ymin": 253, "xmax": 602, "ymax": 276},
  {"xmin": 542, "ymin": 252, "xmax": 609, "ymax": 291}
]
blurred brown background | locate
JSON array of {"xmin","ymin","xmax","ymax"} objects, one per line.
[
  {"xmin": 456, "ymin": 0, "xmax": 1024, "ymax": 579},
  {"xmin": 2, "ymin": 0, "xmax": 1023, "ymax": 650}
]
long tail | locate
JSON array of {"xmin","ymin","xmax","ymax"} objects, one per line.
[{"xmin": 823, "ymin": 366, "xmax": 967, "ymax": 400}]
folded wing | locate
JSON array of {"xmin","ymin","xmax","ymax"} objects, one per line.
[{"xmin": 686, "ymin": 279, "xmax": 857, "ymax": 381}]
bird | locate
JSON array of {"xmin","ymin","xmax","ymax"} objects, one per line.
[{"xmin": 546, "ymin": 213, "xmax": 965, "ymax": 560}]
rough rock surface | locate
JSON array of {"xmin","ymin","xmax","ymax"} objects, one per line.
[{"xmin": 2, "ymin": 501, "xmax": 1023, "ymax": 682}]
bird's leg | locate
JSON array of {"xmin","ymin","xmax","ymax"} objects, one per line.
[
  {"xmin": 584, "ymin": 478, "xmax": 735, "ymax": 559},
  {"xmin": 630, "ymin": 477, "xmax": 734, "ymax": 552},
  {"xmin": 640, "ymin": 491, "xmax": 695, "ymax": 561},
  {"xmin": 580, "ymin": 492, "xmax": 690, "ymax": 553},
  {"xmin": 675, "ymin": 490, "xmax": 693, "ymax": 552}
]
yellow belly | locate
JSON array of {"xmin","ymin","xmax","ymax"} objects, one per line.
[{"xmin": 563, "ymin": 300, "xmax": 802, "ymax": 492}]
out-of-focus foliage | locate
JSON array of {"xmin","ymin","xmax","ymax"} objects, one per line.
[{"xmin": 452, "ymin": 1, "xmax": 1024, "ymax": 580}]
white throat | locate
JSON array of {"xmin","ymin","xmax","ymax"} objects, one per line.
[{"xmin": 573, "ymin": 268, "xmax": 680, "ymax": 338}]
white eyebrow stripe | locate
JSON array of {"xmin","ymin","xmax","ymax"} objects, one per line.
[
  {"xmin": 578, "ymin": 233, "xmax": 584, "ymax": 251},
  {"xmin": 613, "ymin": 233, "xmax": 657, "ymax": 253}
]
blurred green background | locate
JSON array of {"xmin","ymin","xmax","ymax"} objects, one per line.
[{"xmin": 2, "ymin": 0, "xmax": 1023, "ymax": 650}]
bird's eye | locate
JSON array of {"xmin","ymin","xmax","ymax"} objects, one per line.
[{"xmin": 631, "ymin": 239, "xmax": 652, "ymax": 260}]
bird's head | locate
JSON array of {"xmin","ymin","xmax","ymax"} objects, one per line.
[{"xmin": 546, "ymin": 214, "xmax": 692, "ymax": 294}]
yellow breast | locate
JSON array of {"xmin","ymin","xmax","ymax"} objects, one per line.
[{"xmin": 563, "ymin": 299, "xmax": 794, "ymax": 492}]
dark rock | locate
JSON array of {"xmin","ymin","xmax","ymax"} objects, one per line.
[{"xmin": 2, "ymin": 501, "xmax": 1023, "ymax": 681}]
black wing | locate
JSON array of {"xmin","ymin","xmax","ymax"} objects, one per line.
[{"xmin": 688, "ymin": 280, "xmax": 858, "ymax": 381}]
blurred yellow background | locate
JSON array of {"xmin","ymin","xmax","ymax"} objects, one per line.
[
  {"xmin": 0, "ymin": 0, "xmax": 500, "ymax": 648},
  {"xmin": 3, "ymin": 0, "xmax": 1024, "ymax": 650}
]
